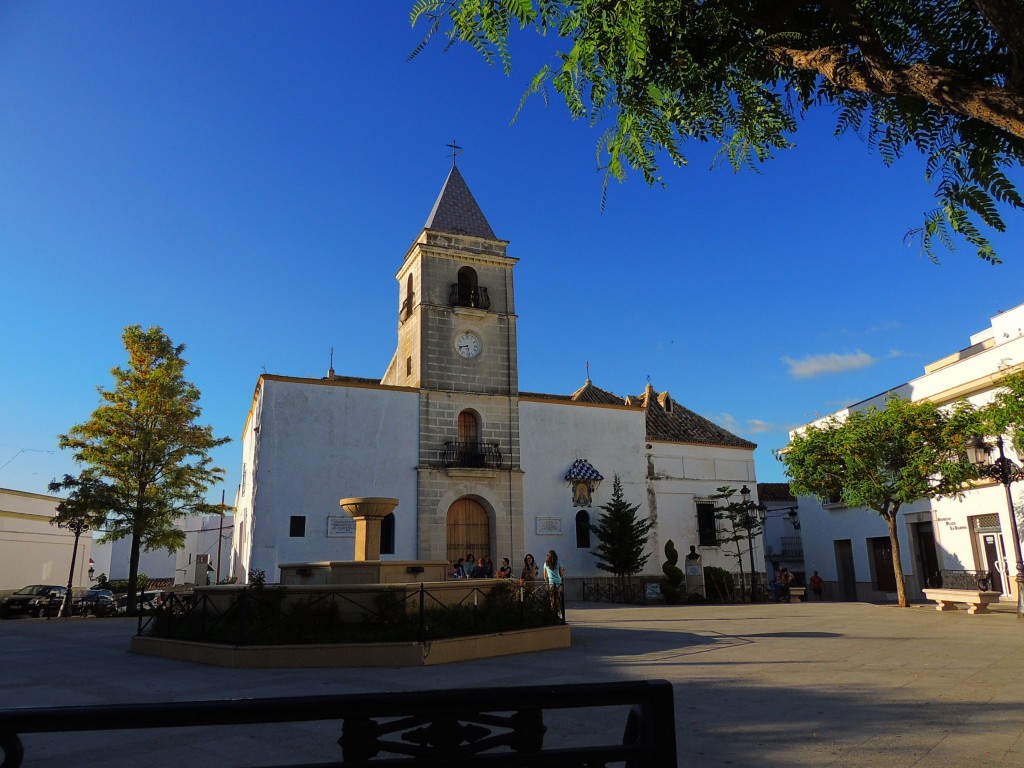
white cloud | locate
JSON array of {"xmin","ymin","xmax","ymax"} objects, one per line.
[
  {"xmin": 746, "ymin": 419, "xmax": 802, "ymax": 434},
  {"xmin": 783, "ymin": 351, "xmax": 878, "ymax": 379},
  {"xmin": 710, "ymin": 412, "xmax": 740, "ymax": 432}
]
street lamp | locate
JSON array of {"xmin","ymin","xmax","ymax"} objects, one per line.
[
  {"xmin": 739, "ymin": 486, "xmax": 767, "ymax": 602},
  {"xmin": 967, "ymin": 434, "xmax": 1024, "ymax": 619}
]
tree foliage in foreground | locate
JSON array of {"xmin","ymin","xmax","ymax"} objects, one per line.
[
  {"xmin": 55, "ymin": 326, "xmax": 229, "ymax": 613},
  {"xmin": 411, "ymin": 0, "xmax": 1024, "ymax": 263},
  {"xmin": 781, "ymin": 395, "xmax": 979, "ymax": 607}
]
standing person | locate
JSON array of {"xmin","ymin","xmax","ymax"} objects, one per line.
[
  {"xmin": 497, "ymin": 558, "xmax": 512, "ymax": 578},
  {"xmin": 810, "ymin": 570, "xmax": 824, "ymax": 600},
  {"xmin": 465, "ymin": 553, "xmax": 476, "ymax": 577},
  {"xmin": 484, "ymin": 557, "xmax": 494, "ymax": 578},
  {"xmin": 521, "ymin": 553, "xmax": 539, "ymax": 584},
  {"xmin": 543, "ymin": 550, "xmax": 564, "ymax": 611}
]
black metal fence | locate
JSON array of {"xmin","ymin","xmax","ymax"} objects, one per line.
[
  {"xmin": 932, "ymin": 569, "xmax": 995, "ymax": 590},
  {"xmin": 0, "ymin": 679, "xmax": 676, "ymax": 767},
  {"xmin": 138, "ymin": 581, "xmax": 565, "ymax": 645}
]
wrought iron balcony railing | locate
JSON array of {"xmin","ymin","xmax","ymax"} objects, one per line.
[
  {"xmin": 449, "ymin": 284, "xmax": 490, "ymax": 310},
  {"xmin": 443, "ymin": 441, "xmax": 502, "ymax": 469},
  {"xmin": 780, "ymin": 536, "xmax": 803, "ymax": 557}
]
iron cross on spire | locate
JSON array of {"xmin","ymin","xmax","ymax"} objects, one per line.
[{"xmin": 446, "ymin": 139, "xmax": 463, "ymax": 166}]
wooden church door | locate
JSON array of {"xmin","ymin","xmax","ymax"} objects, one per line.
[{"xmin": 447, "ymin": 498, "xmax": 490, "ymax": 565}]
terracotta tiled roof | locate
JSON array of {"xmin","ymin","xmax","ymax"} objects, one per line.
[
  {"xmin": 757, "ymin": 483, "xmax": 796, "ymax": 502},
  {"xmin": 424, "ymin": 165, "xmax": 497, "ymax": 239},
  {"xmin": 564, "ymin": 379, "xmax": 755, "ymax": 449},
  {"xmin": 637, "ymin": 384, "xmax": 756, "ymax": 449},
  {"xmin": 569, "ymin": 379, "xmax": 631, "ymax": 405}
]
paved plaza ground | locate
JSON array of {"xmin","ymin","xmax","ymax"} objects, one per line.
[{"xmin": 2, "ymin": 600, "xmax": 1023, "ymax": 767}]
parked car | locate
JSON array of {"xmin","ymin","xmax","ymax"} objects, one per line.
[
  {"xmin": 115, "ymin": 590, "xmax": 163, "ymax": 615},
  {"xmin": 0, "ymin": 585, "xmax": 67, "ymax": 618},
  {"xmin": 74, "ymin": 589, "xmax": 116, "ymax": 617}
]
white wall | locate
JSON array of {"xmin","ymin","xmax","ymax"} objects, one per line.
[
  {"xmin": 647, "ymin": 442, "xmax": 760, "ymax": 576},
  {"xmin": 0, "ymin": 488, "xmax": 92, "ymax": 590},
  {"xmin": 519, "ymin": 399, "xmax": 649, "ymax": 578},
  {"xmin": 243, "ymin": 377, "xmax": 420, "ymax": 581}
]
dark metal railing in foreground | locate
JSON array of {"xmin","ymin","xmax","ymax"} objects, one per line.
[
  {"xmin": 137, "ymin": 581, "xmax": 565, "ymax": 645},
  {"xmin": 0, "ymin": 680, "xmax": 676, "ymax": 768}
]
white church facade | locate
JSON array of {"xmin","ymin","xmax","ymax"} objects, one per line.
[{"xmin": 230, "ymin": 165, "xmax": 761, "ymax": 590}]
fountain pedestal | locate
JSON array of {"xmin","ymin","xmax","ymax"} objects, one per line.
[{"xmin": 339, "ymin": 496, "xmax": 398, "ymax": 561}]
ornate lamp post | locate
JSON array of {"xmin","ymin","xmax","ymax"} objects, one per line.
[
  {"xmin": 739, "ymin": 486, "xmax": 767, "ymax": 602},
  {"xmin": 967, "ymin": 434, "xmax": 1024, "ymax": 619}
]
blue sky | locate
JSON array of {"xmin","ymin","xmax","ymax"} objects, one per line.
[{"xmin": 2, "ymin": 2, "xmax": 1024, "ymax": 502}]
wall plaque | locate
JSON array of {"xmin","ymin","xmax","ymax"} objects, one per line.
[
  {"xmin": 535, "ymin": 517, "xmax": 562, "ymax": 535},
  {"xmin": 327, "ymin": 516, "xmax": 356, "ymax": 537}
]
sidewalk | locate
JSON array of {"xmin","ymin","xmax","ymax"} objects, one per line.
[{"xmin": 2, "ymin": 601, "xmax": 1023, "ymax": 766}]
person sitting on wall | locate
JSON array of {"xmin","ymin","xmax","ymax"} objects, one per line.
[{"xmin": 471, "ymin": 557, "xmax": 488, "ymax": 578}]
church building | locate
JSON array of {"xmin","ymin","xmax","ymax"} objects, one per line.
[{"xmin": 230, "ymin": 164, "xmax": 760, "ymax": 591}]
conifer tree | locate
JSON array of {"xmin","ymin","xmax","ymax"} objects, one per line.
[
  {"xmin": 590, "ymin": 475, "xmax": 653, "ymax": 585},
  {"xmin": 55, "ymin": 326, "xmax": 229, "ymax": 614}
]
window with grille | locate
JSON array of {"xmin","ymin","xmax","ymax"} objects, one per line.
[{"xmin": 696, "ymin": 501, "xmax": 718, "ymax": 547}]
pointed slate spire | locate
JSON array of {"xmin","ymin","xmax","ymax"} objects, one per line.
[{"xmin": 424, "ymin": 165, "xmax": 497, "ymax": 240}]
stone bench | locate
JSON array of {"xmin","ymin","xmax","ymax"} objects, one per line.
[
  {"xmin": 789, "ymin": 587, "xmax": 806, "ymax": 601},
  {"xmin": 922, "ymin": 588, "xmax": 1002, "ymax": 615}
]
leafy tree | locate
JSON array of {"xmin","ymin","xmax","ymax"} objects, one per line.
[
  {"xmin": 411, "ymin": 0, "xmax": 1024, "ymax": 263},
  {"xmin": 710, "ymin": 486, "xmax": 765, "ymax": 602},
  {"xmin": 985, "ymin": 370, "xmax": 1024, "ymax": 446},
  {"xmin": 56, "ymin": 326, "xmax": 229, "ymax": 615},
  {"xmin": 48, "ymin": 474, "xmax": 107, "ymax": 617},
  {"xmin": 590, "ymin": 474, "xmax": 654, "ymax": 584},
  {"xmin": 782, "ymin": 395, "xmax": 979, "ymax": 606}
]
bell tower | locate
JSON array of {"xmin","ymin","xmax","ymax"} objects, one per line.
[
  {"xmin": 382, "ymin": 161, "xmax": 524, "ymax": 564},
  {"xmin": 382, "ymin": 163, "xmax": 518, "ymax": 394}
]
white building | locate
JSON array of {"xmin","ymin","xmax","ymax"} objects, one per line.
[
  {"xmin": 92, "ymin": 513, "xmax": 233, "ymax": 586},
  {"xmin": 792, "ymin": 303, "xmax": 1024, "ymax": 602},
  {"xmin": 230, "ymin": 164, "xmax": 761, "ymax": 591},
  {"xmin": 0, "ymin": 487, "xmax": 92, "ymax": 591}
]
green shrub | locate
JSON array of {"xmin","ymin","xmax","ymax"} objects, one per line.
[
  {"xmin": 145, "ymin": 580, "xmax": 561, "ymax": 646},
  {"xmin": 703, "ymin": 566, "xmax": 735, "ymax": 603},
  {"xmin": 659, "ymin": 540, "xmax": 684, "ymax": 604}
]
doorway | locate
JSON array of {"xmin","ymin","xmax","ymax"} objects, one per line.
[
  {"xmin": 446, "ymin": 498, "xmax": 490, "ymax": 565},
  {"xmin": 834, "ymin": 539, "xmax": 857, "ymax": 601},
  {"xmin": 914, "ymin": 522, "xmax": 940, "ymax": 588},
  {"xmin": 978, "ymin": 532, "xmax": 1008, "ymax": 594}
]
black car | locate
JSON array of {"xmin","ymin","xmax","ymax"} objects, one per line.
[
  {"xmin": 0, "ymin": 585, "xmax": 67, "ymax": 618},
  {"xmin": 74, "ymin": 589, "xmax": 116, "ymax": 617}
]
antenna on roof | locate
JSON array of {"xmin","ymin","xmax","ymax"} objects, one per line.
[
  {"xmin": 446, "ymin": 139, "xmax": 463, "ymax": 167},
  {"xmin": 328, "ymin": 347, "xmax": 335, "ymax": 380}
]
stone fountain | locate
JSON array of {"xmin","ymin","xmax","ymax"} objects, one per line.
[{"xmin": 278, "ymin": 497, "xmax": 450, "ymax": 585}]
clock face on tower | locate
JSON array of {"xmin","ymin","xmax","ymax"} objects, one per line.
[{"xmin": 455, "ymin": 332, "xmax": 482, "ymax": 359}]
